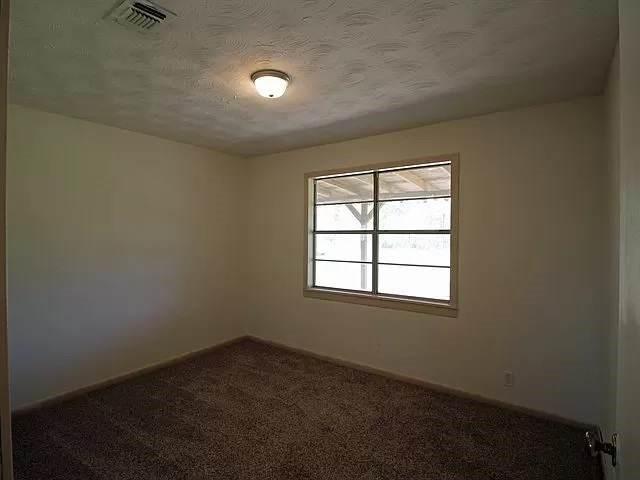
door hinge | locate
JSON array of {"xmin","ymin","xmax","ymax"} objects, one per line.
[{"xmin": 586, "ymin": 429, "xmax": 617, "ymax": 467}]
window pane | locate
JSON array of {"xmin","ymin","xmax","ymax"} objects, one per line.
[
  {"xmin": 315, "ymin": 234, "xmax": 372, "ymax": 262},
  {"xmin": 379, "ymin": 234, "xmax": 450, "ymax": 266},
  {"xmin": 379, "ymin": 164, "xmax": 451, "ymax": 201},
  {"xmin": 316, "ymin": 202, "xmax": 374, "ymax": 230},
  {"xmin": 378, "ymin": 265, "xmax": 450, "ymax": 300},
  {"xmin": 315, "ymin": 173, "xmax": 373, "ymax": 204},
  {"xmin": 379, "ymin": 198, "xmax": 451, "ymax": 230},
  {"xmin": 315, "ymin": 261, "xmax": 372, "ymax": 291}
]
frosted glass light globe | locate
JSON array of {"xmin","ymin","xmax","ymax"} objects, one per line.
[{"xmin": 251, "ymin": 70, "xmax": 290, "ymax": 99}]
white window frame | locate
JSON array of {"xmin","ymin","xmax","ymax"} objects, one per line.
[{"xmin": 304, "ymin": 154, "xmax": 459, "ymax": 317}]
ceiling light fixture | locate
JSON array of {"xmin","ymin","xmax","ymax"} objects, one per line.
[{"xmin": 251, "ymin": 70, "xmax": 290, "ymax": 99}]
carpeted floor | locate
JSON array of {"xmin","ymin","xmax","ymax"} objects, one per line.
[{"xmin": 13, "ymin": 339, "xmax": 601, "ymax": 480}]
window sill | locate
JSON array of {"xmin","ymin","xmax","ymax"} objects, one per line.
[{"xmin": 303, "ymin": 288, "xmax": 458, "ymax": 317}]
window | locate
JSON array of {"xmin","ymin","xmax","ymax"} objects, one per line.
[{"xmin": 304, "ymin": 155, "xmax": 458, "ymax": 316}]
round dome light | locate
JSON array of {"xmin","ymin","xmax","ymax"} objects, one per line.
[{"xmin": 251, "ymin": 70, "xmax": 290, "ymax": 99}]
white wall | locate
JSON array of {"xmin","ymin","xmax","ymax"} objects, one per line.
[
  {"xmin": 615, "ymin": 0, "xmax": 640, "ymax": 476},
  {"xmin": 246, "ymin": 97, "xmax": 609, "ymax": 426},
  {"xmin": 0, "ymin": 1, "xmax": 13, "ymax": 476},
  {"xmin": 604, "ymin": 43, "xmax": 620, "ymax": 480},
  {"xmin": 7, "ymin": 105, "xmax": 247, "ymax": 409}
]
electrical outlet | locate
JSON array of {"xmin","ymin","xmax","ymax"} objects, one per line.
[{"xmin": 504, "ymin": 371, "xmax": 514, "ymax": 387}]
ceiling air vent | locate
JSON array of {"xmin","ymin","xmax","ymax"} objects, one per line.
[{"xmin": 106, "ymin": 0, "xmax": 176, "ymax": 33}]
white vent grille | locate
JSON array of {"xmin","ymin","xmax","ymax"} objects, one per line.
[{"xmin": 106, "ymin": 0, "xmax": 176, "ymax": 33}]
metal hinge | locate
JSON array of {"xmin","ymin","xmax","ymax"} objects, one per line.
[{"xmin": 586, "ymin": 429, "xmax": 617, "ymax": 467}]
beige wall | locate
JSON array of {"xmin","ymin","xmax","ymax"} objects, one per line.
[
  {"xmin": 246, "ymin": 97, "xmax": 608, "ymax": 425},
  {"xmin": 7, "ymin": 95, "xmax": 614, "ymax": 429},
  {"xmin": 615, "ymin": 0, "xmax": 640, "ymax": 477},
  {"xmin": 7, "ymin": 105, "xmax": 247, "ymax": 409}
]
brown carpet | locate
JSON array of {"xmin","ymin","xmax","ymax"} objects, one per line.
[{"xmin": 13, "ymin": 339, "xmax": 601, "ymax": 480}]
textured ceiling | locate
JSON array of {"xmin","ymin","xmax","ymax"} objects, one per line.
[{"xmin": 10, "ymin": 0, "xmax": 618, "ymax": 156}]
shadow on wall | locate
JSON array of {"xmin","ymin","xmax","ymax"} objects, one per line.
[
  {"xmin": 10, "ymin": 304, "xmax": 220, "ymax": 411},
  {"xmin": 617, "ymin": 295, "xmax": 639, "ymax": 474},
  {"xmin": 7, "ymin": 245, "xmax": 237, "ymax": 410}
]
